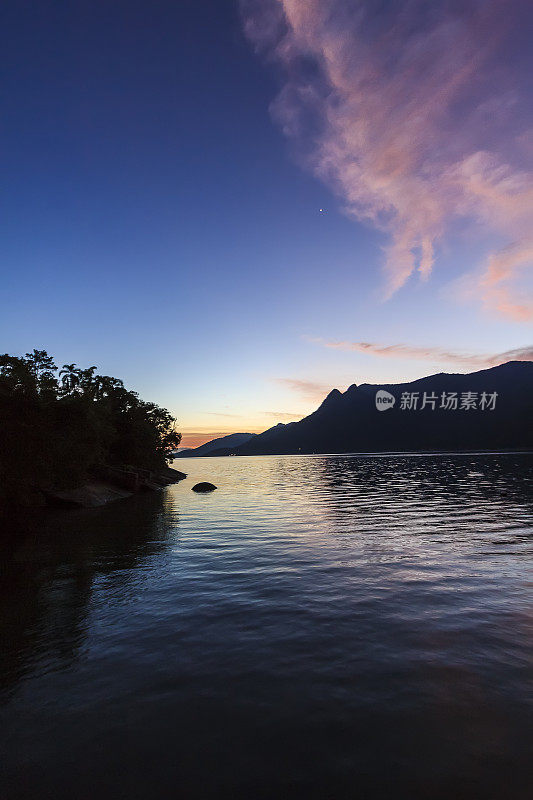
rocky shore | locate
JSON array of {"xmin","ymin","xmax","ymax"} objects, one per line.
[{"xmin": 45, "ymin": 465, "xmax": 187, "ymax": 509}]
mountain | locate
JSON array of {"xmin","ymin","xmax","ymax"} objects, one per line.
[
  {"xmin": 175, "ymin": 432, "xmax": 256, "ymax": 458},
  {"xmin": 231, "ymin": 361, "xmax": 533, "ymax": 455}
]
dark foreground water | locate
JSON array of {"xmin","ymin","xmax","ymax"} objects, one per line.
[{"xmin": 1, "ymin": 454, "xmax": 532, "ymax": 799}]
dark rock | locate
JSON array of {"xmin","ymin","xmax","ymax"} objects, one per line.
[
  {"xmin": 45, "ymin": 482, "xmax": 132, "ymax": 508},
  {"xmin": 138, "ymin": 481, "xmax": 161, "ymax": 492},
  {"xmin": 94, "ymin": 465, "xmax": 140, "ymax": 492},
  {"xmin": 40, "ymin": 464, "xmax": 188, "ymax": 511},
  {"xmin": 192, "ymin": 482, "xmax": 217, "ymax": 493},
  {"xmin": 161, "ymin": 466, "xmax": 187, "ymax": 482},
  {"xmin": 151, "ymin": 475, "xmax": 174, "ymax": 487}
]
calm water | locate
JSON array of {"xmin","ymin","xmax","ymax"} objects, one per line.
[{"xmin": 1, "ymin": 454, "xmax": 532, "ymax": 799}]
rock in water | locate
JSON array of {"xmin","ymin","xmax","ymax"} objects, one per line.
[{"xmin": 192, "ymin": 482, "xmax": 217, "ymax": 493}]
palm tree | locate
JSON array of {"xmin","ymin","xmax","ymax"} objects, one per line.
[
  {"xmin": 59, "ymin": 363, "xmax": 81, "ymax": 394},
  {"xmin": 79, "ymin": 366, "xmax": 97, "ymax": 396}
]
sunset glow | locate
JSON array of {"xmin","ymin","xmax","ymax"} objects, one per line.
[{"xmin": 1, "ymin": 0, "xmax": 531, "ymax": 444}]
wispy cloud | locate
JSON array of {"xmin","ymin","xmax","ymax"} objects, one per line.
[
  {"xmin": 262, "ymin": 410, "xmax": 301, "ymax": 420},
  {"xmin": 241, "ymin": 0, "xmax": 533, "ymax": 320},
  {"xmin": 274, "ymin": 377, "xmax": 334, "ymax": 402},
  {"xmin": 205, "ymin": 412, "xmax": 243, "ymax": 418},
  {"xmin": 310, "ymin": 337, "xmax": 533, "ymax": 368}
]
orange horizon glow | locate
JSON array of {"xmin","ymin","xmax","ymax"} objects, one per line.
[{"xmin": 179, "ymin": 428, "xmax": 265, "ymax": 450}]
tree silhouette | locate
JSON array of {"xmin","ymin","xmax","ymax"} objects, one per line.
[
  {"xmin": 59, "ymin": 364, "xmax": 81, "ymax": 394},
  {"xmin": 0, "ymin": 350, "xmax": 181, "ymax": 508}
]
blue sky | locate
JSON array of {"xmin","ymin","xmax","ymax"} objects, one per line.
[{"xmin": 1, "ymin": 0, "xmax": 531, "ymax": 446}]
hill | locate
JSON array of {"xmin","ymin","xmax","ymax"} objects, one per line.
[
  {"xmin": 231, "ymin": 361, "xmax": 533, "ymax": 455},
  {"xmin": 175, "ymin": 432, "xmax": 256, "ymax": 458}
]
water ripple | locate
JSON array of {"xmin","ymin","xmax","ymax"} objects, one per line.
[{"xmin": 0, "ymin": 453, "xmax": 532, "ymax": 799}]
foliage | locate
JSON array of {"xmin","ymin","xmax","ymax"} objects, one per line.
[{"xmin": 0, "ymin": 350, "xmax": 181, "ymax": 506}]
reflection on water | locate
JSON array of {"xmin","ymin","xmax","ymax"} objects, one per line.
[
  {"xmin": 0, "ymin": 454, "xmax": 532, "ymax": 799},
  {"xmin": 0, "ymin": 492, "xmax": 177, "ymax": 699}
]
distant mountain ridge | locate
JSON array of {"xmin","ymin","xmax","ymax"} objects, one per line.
[
  {"xmin": 175, "ymin": 432, "xmax": 256, "ymax": 458},
  {"xmin": 211, "ymin": 361, "xmax": 533, "ymax": 456}
]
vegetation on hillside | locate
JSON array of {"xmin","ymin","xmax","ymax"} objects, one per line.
[{"xmin": 0, "ymin": 350, "xmax": 181, "ymax": 506}]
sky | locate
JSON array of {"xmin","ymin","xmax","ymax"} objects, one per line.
[{"xmin": 1, "ymin": 0, "xmax": 532, "ymax": 448}]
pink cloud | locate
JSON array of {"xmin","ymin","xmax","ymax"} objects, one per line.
[
  {"xmin": 310, "ymin": 337, "xmax": 533, "ymax": 368},
  {"xmin": 241, "ymin": 0, "xmax": 533, "ymax": 319},
  {"xmin": 262, "ymin": 410, "xmax": 301, "ymax": 420},
  {"xmin": 274, "ymin": 377, "xmax": 336, "ymax": 402}
]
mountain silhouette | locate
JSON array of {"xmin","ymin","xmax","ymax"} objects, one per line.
[
  {"xmin": 216, "ymin": 361, "xmax": 533, "ymax": 456},
  {"xmin": 175, "ymin": 432, "xmax": 256, "ymax": 458}
]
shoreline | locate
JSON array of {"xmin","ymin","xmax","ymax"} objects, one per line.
[
  {"xmin": 7, "ymin": 465, "xmax": 188, "ymax": 513},
  {"xmin": 177, "ymin": 448, "xmax": 533, "ymax": 459},
  {"xmin": 0, "ymin": 465, "xmax": 187, "ymax": 556},
  {"xmin": 45, "ymin": 465, "xmax": 187, "ymax": 509}
]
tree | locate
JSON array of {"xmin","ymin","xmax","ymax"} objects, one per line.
[
  {"xmin": 24, "ymin": 350, "xmax": 58, "ymax": 396},
  {"xmin": 59, "ymin": 364, "xmax": 81, "ymax": 394},
  {"xmin": 0, "ymin": 354, "xmax": 35, "ymax": 393},
  {"xmin": 0, "ymin": 349, "xmax": 182, "ymax": 508},
  {"xmin": 78, "ymin": 366, "xmax": 97, "ymax": 397}
]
